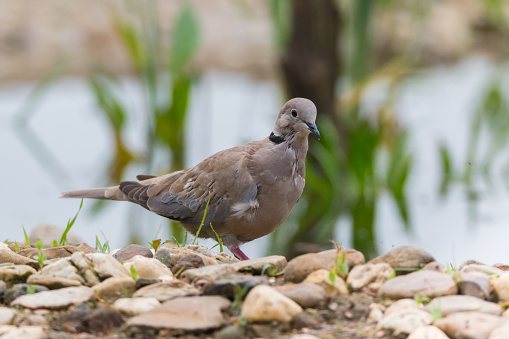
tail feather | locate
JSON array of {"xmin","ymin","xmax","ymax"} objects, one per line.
[{"xmin": 60, "ymin": 186, "xmax": 124, "ymax": 201}]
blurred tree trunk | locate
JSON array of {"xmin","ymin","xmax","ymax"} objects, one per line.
[{"xmin": 279, "ymin": 0, "xmax": 342, "ymax": 257}]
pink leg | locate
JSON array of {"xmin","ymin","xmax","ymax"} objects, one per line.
[{"xmin": 229, "ymin": 246, "xmax": 250, "ymax": 261}]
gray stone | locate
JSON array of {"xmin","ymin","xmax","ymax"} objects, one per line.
[
  {"xmin": 423, "ymin": 262, "xmax": 447, "ymax": 273},
  {"xmin": 0, "ymin": 307, "xmax": 14, "ymax": 325},
  {"xmin": 378, "ymin": 308, "xmax": 433, "ymax": 334},
  {"xmin": 87, "ymin": 253, "xmax": 130, "ymax": 280},
  {"xmin": 274, "ymin": 283, "xmax": 326, "ymax": 308},
  {"xmin": 128, "ymin": 296, "xmax": 231, "ymax": 330},
  {"xmin": 368, "ymin": 246, "xmax": 435, "ymax": 270},
  {"xmin": 425, "ymin": 295, "xmax": 502, "ymax": 316},
  {"xmin": 4, "ymin": 284, "xmax": 49, "ymax": 305},
  {"xmin": 155, "ymin": 246, "xmax": 220, "ymax": 269},
  {"xmin": 0, "ymin": 325, "xmax": 46, "ymax": 339},
  {"xmin": 346, "ymin": 263, "xmax": 394, "ymax": 291},
  {"xmin": 460, "ymin": 264, "xmax": 504, "ymax": 276},
  {"xmin": 11, "ymin": 286, "xmax": 94, "ymax": 309},
  {"xmin": 303, "ymin": 269, "xmax": 349, "ymax": 296},
  {"xmin": 133, "ymin": 280, "xmax": 199, "ymax": 302},
  {"xmin": 490, "ymin": 322, "xmax": 509, "ymax": 339},
  {"xmin": 407, "ymin": 326, "xmax": 450, "ymax": 339},
  {"xmin": 92, "ymin": 277, "xmax": 137, "ymax": 303},
  {"xmin": 182, "ymin": 263, "xmax": 236, "ymax": 283},
  {"xmin": 123, "ymin": 256, "xmax": 173, "ymax": 280},
  {"xmin": 203, "ymin": 274, "xmax": 268, "ymax": 300},
  {"xmin": 493, "ymin": 272, "xmax": 509, "ymax": 302},
  {"xmin": 0, "ymin": 248, "xmax": 39, "ymax": 269},
  {"xmin": 113, "ymin": 297, "xmax": 160, "ymax": 315},
  {"xmin": 285, "ymin": 249, "xmax": 365, "ymax": 283},
  {"xmin": 378, "ymin": 270, "xmax": 457, "ymax": 299},
  {"xmin": 26, "ymin": 274, "xmax": 82, "ymax": 289},
  {"xmin": 70, "ymin": 252, "xmax": 100, "ymax": 286},
  {"xmin": 215, "ymin": 325, "xmax": 246, "ymax": 339},
  {"xmin": 231, "ymin": 255, "xmax": 287, "ymax": 275},
  {"xmin": 28, "ymin": 223, "xmax": 82, "ymax": 247},
  {"xmin": 241, "ymin": 285, "xmax": 303, "ymax": 322},
  {"xmin": 0, "ymin": 265, "xmax": 37, "ymax": 287},
  {"xmin": 113, "ymin": 244, "xmax": 153, "ymax": 262},
  {"xmin": 40, "ymin": 258, "xmax": 84, "ymax": 284},
  {"xmin": 435, "ymin": 312, "xmax": 509, "ymax": 339},
  {"xmin": 458, "ymin": 272, "xmax": 492, "ymax": 300},
  {"xmin": 171, "ymin": 254, "xmax": 205, "ymax": 275}
]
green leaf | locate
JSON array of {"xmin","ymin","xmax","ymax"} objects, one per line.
[
  {"xmin": 170, "ymin": 7, "xmax": 200, "ymax": 74},
  {"xmin": 193, "ymin": 193, "xmax": 211, "ymax": 244},
  {"xmin": 210, "ymin": 224, "xmax": 223, "ymax": 253},
  {"xmin": 22, "ymin": 226, "xmax": 30, "ymax": 247},
  {"xmin": 130, "ymin": 265, "xmax": 138, "ymax": 281},
  {"xmin": 60, "ymin": 199, "xmax": 83, "ymax": 246},
  {"xmin": 52, "ymin": 240, "xmax": 58, "ymax": 248}
]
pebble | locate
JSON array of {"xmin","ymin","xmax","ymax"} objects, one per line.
[
  {"xmin": 182, "ymin": 263, "xmax": 236, "ymax": 283},
  {"xmin": 0, "ymin": 325, "xmax": 45, "ymax": 339},
  {"xmin": 303, "ymin": 269, "xmax": 349, "ymax": 296},
  {"xmin": 11, "ymin": 286, "xmax": 94, "ymax": 310},
  {"xmin": 0, "ymin": 265, "xmax": 37, "ymax": 288},
  {"xmin": 460, "ymin": 264, "xmax": 504, "ymax": 276},
  {"xmin": 155, "ymin": 246, "xmax": 219, "ymax": 269},
  {"xmin": 87, "ymin": 253, "xmax": 131, "ymax": 280},
  {"xmin": 384, "ymin": 299, "xmax": 421, "ymax": 316},
  {"xmin": 203, "ymin": 274, "xmax": 268, "ymax": 300},
  {"xmin": 378, "ymin": 270, "xmax": 457, "ymax": 299},
  {"xmin": 241, "ymin": 285, "xmax": 303, "ymax": 322},
  {"xmin": 423, "ymin": 262, "xmax": 447, "ymax": 273},
  {"xmin": 458, "ymin": 271, "xmax": 491, "ymax": 300},
  {"xmin": 289, "ymin": 335, "xmax": 319, "ymax": 339},
  {"xmin": 0, "ymin": 249, "xmax": 39, "ymax": 269},
  {"xmin": 112, "ymin": 244, "xmax": 153, "ymax": 262},
  {"xmin": 0, "ymin": 307, "xmax": 14, "ymax": 325},
  {"xmin": 346, "ymin": 263, "xmax": 393, "ymax": 291},
  {"xmin": 425, "ymin": 295, "xmax": 502, "ymax": 316},
  {"xmin": 274, "ymin": 283, "xmax": 326, "ymax": 308},
  {"xmin": 368, "ymin": 246, "xmax": 435, "ymax": 270},
  {"xmin": 171, "ymin": 254, "xmax": 205, "ymax": 275},
  {"xmin": 231, "ymin": 255, "xmax": 287, "ymax": 275},
  {"xmin": 434, "ymin": 312, "xmax": 509, "ymax": 339},
  {"xmin": 132, "ymin": 280, "xmax": 199, "ymax": 302},
  {"xmin": 284, "ymin": 249, "xmax": 365, "ymax": 283},
  {"xmin": 113, "ymin": 297, "xmax": 160, "ymax": 315},
  {"xmin": 407, "ymin": 325, "xmax": 450, "ymax": 339},
  {"xmin": 490, "ymin": 322, "xmax": 509, "ymax": 339},
  {"xmin": 378, "ymin": 308, "xmax": 433, "ymax": 334},
  {"xmin": 123, "ymin": 255, "xmax": 173, "ymax": 280},
  {"xmin": 214, "ymin": 325, "xmax": 246, "ymax": 339},
  {"xmin": 70, "ymin": 252, "xmax": 100, "ymax": 286},
  {"xmin": 3, "ymin": 284, "xmax": 49, "ymax": 305},
  {"xmin": 28, "ymin": 223, "xmax": 82, "ymax": 247},
  {"xmin": 59, "ymin": 307, "xmax": 124, "ymax": 333},
  {"xmin": 92, "ymin": 277, "xmax": 137, "ymax": 303},
  {"xmin": 40, "ymin": 258, "xmax": 84, "ymax": 284},
  {"xmin": 128, "ymin": 296, "xmax": 231, "ymax": 330},
  {"xmin": 26, "ymin": 274, "xmax": 82, "ymax": 289},
  {"xmin": 492, "ymin": 272, "xmax": 509, "ymax": 302}
]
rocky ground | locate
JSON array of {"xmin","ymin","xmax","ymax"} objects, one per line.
[{"xmin": 1, "ymin": 235, "xmax": 509, "ymax": 339}]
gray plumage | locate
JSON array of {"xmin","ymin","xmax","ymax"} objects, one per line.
[{"xmin": 62, "ymin": 98, "xmax": 320, "ymax": 260}]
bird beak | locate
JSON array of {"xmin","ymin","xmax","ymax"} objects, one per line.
[{"xmin": 306, "ymin": 122, "xmax": 321, "ymax": 140}]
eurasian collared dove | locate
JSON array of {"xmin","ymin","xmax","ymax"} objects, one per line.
[{"xmin": 62, "ymin": 98, "xmax": 320, "ymax": 260}]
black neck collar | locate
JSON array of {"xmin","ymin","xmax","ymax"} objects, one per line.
[{"xmin": 269, "ymin": 132, "xmax": 285, "ymax": 144}]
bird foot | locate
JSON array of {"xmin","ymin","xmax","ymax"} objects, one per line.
[{"xmin": 229, "ymin": 246, "xmax": 250, "ymax": 261}]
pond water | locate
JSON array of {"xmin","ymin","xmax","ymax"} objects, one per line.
[{"xmin": 1, "ymin": 56, "xmax": 509, "ymax": 265}]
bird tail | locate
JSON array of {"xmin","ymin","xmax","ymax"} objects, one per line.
[{"xmin": 60, "ymin": 186, "xmax": 125, "ymax": 201}]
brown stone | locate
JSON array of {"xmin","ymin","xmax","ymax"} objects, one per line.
[
  {"xmin": 368, "ymin": 246, "xmax": 435, "ymax": 270},
  {"xmin": 435, "ymin": 312, "xmax": 509, "ymax": 339},
  {"xmin": 378, "ymin": 270, "xmax": 457, "ymax": 299}
]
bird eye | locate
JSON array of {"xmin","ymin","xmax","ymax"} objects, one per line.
[{"xmin": 291, "ymin": 109, "xmax": 298, "ymax": 118}]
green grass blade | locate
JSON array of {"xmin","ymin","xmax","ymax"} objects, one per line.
[
  {"xmin": 193, "ymin": 193, "xmax": 211, "ymax": 245},
  {"xmin": 22, "ymin": 226, "xmax": 30, "ymax": 247},
  {"xmin": 209, "ymin": 224, "xmax": 223, "ymax": 253},
  {"xmin": 60, "ymin": 199, "xmax": 83, "ymax": 246}
]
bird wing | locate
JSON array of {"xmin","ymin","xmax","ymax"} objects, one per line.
[{"xmin": 119, "ymin": 141, "xmax": 261, "ymax": 227}]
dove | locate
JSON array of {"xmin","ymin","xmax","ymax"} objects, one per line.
[{"xmin": 61, "ymin": 97, "xmax": 320, "ymax": 260}]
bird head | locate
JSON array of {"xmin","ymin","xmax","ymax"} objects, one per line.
[{"xmin": 274, "ymin": 98, "xmax": 320, "ymax": 140}]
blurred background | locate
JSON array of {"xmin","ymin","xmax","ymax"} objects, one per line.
[{"xmin": 2, "ymin": 0, "xmax": 509, "ymax": 265}]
